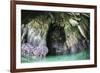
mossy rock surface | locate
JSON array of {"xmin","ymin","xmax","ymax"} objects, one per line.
[{"xmin": 21, "ymin": 10, "xmax": 90, "ymax": 63}]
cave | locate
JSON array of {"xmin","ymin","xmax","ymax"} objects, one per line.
[{"xmin": 46, "ymin": 23, "xmax": 66, "ymax": 56}]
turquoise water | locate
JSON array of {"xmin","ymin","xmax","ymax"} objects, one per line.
[{"xmin": 21, "ymin": 49, "xmax": 90, "ymax": 63}]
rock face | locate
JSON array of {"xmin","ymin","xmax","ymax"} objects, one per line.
[{"xmin": 21, "ymin": 10, "xmax": 90, "ymax": 56}]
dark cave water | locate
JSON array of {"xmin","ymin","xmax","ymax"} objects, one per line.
[{"xmin": 21, "ymin": 48, "xmax": 90, "ymax": 63}]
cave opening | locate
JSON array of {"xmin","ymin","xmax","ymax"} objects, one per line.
[{"xmin": 46, "ymin": 23, "xmax": 66, "ymax": 56}]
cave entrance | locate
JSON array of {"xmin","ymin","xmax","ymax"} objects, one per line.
[{"xmin": 46, "ymin": 23, "xmax": 66, "ymax": 56}]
